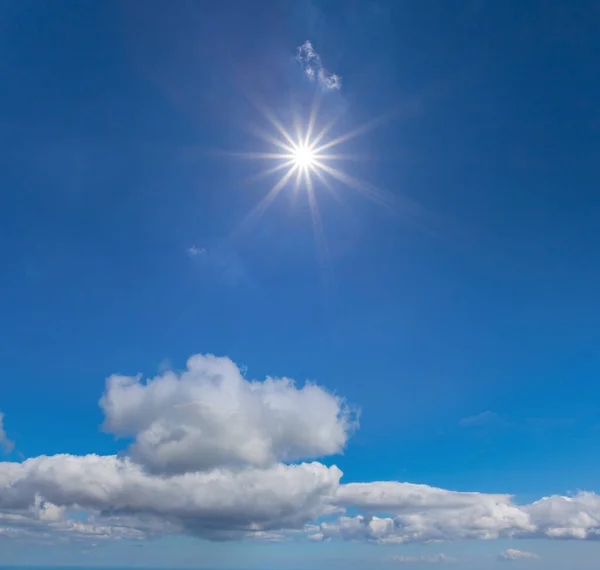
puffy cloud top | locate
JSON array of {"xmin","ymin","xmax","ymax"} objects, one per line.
[{"xmin": 100, "ymin": 354, "xmax": 356, "ymax": 474}]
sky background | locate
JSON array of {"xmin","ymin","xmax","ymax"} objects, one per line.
[{"xmin": 1, "ymin": 0, "xmax": 600, "ymax": 569}]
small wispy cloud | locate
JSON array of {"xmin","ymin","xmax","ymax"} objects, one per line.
[
  {"xmin": 296, "ymin": 40, "xmax": 342, "ymax": 91},
  {"xmin": 391, "ymin": 554, "xmax": 458, "ymax": 564},
  {"xmin": 498, "ymin": 549, "xmax": 540, "ymax": 562},
  {"xmin": 459, "ymin": 410, "xmax": 506, "ymax": 428},
  {"xmin": 460, "ymin": 411, "xmax": 575, "ymax": 432},
  {"xmin": 187, "ymin": 246, "xmax": 207, "ymax": 258},
  {"xmin": 0, "ymin": 412, "xmax": 14, "ymax": 454},
  {"xmin": 187, "ymin": 242, "xmax": 251, "ymax": 289}
]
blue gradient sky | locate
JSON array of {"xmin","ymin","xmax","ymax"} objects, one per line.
[{"xmin": 1, "ymin": 1, "xmax": 600, "ymax": 569}]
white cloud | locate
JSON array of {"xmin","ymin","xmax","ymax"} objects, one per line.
[
  {"xmin": 0, "ymin": 454, "xmax": 341, "ymax": 541},
  {"xmin": 317, "ymin": 482, "xmax": 600, "ymax": 545},
  {"xmin": 391, "ymin": 554, "xmax": 458, "ymax": 564},
  {"xmin": 498, "ymin": 549, "xmax": 540, "ymax": 561},
  {"xmin": 100, "ymin": 354, "xmax": 357, "ymax": 474},
  {"xmin": 2, "ymin": 354, "xmax": 600, "ymax": 545},
  {"xmin": 187, "ymin": 246, "xmax": 207, "ymax": 257},
  {"xmin": 334, "ymin": 481, "xmax": 515, "ymax": 513},
  {"xmin": 525, "ymin": 492, "xmax": 600, "ymax": 539},
  {"xmin": 319, "ymin": 481, "xmax": 600, "ymax": 544},
  {"xmin": 296, "ymin": 41, "xmax": 342, "ymax": 91},
  {"xmin": 324, "ymin": 481, "xmax": 533, "ymax": 543},
  {"xmin": 0, "ymin": 413, "xmax": 14, "ymax": 454}
]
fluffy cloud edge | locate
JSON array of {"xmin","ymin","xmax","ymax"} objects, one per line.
[{"xmin": 99, "ymin": 353, "xmax": 358, "ymax": 474}]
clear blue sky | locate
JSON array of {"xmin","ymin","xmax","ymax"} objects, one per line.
[{"xmin": 1, "ymin": 1, "xmax": 600, "ymax": 569}]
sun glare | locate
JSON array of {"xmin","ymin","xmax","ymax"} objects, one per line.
[
  {"xmin": 230, "ymin": 99, "xmax": 397, "ymax": 265},
  {"xmin": 292, "ymin": 144, "xmax": 316, "ymax": 169}
]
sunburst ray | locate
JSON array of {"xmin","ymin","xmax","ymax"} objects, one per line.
[{"xmin": 230, "ymin": 98, "xmax": 412, "ymax": 249}]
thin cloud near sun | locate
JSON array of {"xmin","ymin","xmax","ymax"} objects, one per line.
[{"xmin": 296, "ymin": 40, "xmax": 342, "ymax": 91}]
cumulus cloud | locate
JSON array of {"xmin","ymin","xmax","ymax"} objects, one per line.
[
  {"xmin": 323, "ymin": 481, "xmax": 533, "ymax": 543},
  {"xmin": 2, "ymin": 353, "xmax": 600, "ymax": 545},
  {"xmin": 498, "ymin": 549, "xmax": 540, "ymax": 561},
  {"xmin": 100, "ymin": 354, "xmax": 356, "ymax": 474},
  {"xmin": 317, "ymin": 481, "xmax": 600, "ymax": 544},
  {"xmin": 0, "ymin": 454, "xmax": 341, "ymax": 541},
  {"xmin": 296, "ymin": 41, "xmax": 342, "ymax": 91},
  {"xmin": 391, "ymin": 554, "xmax": 457, "ymax": 564},
  {"xmin": 525, "ymin": 492, "xmax": 600, "ymax": 539},
  {"xmin": 0, "ymin": 413, "xmax": 14, "ymax": 454},
  {"xmin": 314, "ymin": 482, "xmax": 600, "ymax": 545}
]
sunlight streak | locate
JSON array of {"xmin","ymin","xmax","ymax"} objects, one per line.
[
  {"xmin": 231, "ymin": 99, "xmax": 404, "ymax": 244},
  {"xmin": 312, "ymin": 112, "xmax": 395, "ymax": 155},
  {"xmin": 236, "ymin": 166, "xmax": 298, "ymax": 235},
  {"xmin": 246, "ymin": 160, "xmax": 296, "ymax": 184},
  {"xmin": 304, "ymin": 95, "xmax": 321, "ymax": 148},
  {"xmin": 306, "ymin": 172, "xmax": 332, "ymax": 282},
  {"xmin": 248, "ymin": 125, "xmax": 296, "ymax": 154},
  {"xmin": 312, "ymin": 160, "xmax": 392, "ymax": 207}
]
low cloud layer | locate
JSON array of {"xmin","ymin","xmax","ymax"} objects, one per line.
[
  {"xmin": 0, "ymin": 454, "xmax": 340, "ymax": 541},
  {"xmin": 296, "ymin": 41, "xmax": 342, "ymax": 91},
  {"xmin": 498, "ymin": 549, "xmax": 540, "ymax": 561},
  {"xmin": 391, "ymin": 554, "xmax": 457, "ymax": 564},
  {"xmin": 2, "ymin": 353, "xmax": 600, "ymax": 545}
]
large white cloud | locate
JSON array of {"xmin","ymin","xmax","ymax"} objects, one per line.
[
  {"xmin": 2, "ymin": 354, "xmax": 600, "ymax": 547},
  {"xmin": 0, "ymin": 454, "xmax": 341, "ymax": 541},
  {"xmin": 100, "ymin": 354, "xmax": 356, "ymax": 474},
  {"xmin": 525, "ymin": 492, "xmax": 600, "ymax": 539}
]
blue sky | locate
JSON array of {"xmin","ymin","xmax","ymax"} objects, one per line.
[{"xmin": 1, "ymin": 1, "xmax": 600, "ymax": 569}]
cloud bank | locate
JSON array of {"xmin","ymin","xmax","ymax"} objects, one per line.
[
  {"xmin": 2, "ymin": 353, "xmax": 600, "ymax": 545},
  {"xmin": 296, "ymin": 41, "xmax": 342, "ymax": 91}
]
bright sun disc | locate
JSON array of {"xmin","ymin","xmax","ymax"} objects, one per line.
[{"xmin": 293, "ymin": 145, "xmax": 315, "ymax": 168}]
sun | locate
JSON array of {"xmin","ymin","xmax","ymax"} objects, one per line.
[
  {"xmin": 230, "ymin": 98, "xmax": 396, "ymax": 260},
  {"xmin": 292, "ymin": 144, "xmax": 316, "ymax": 169}
]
